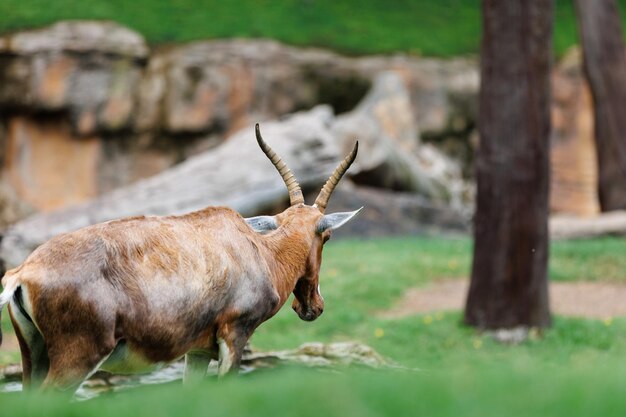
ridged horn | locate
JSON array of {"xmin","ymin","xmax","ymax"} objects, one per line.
[
  {"xmin": 255, "ymin": 123, "xmax": 305, "ymax": 206},
  {"xmin": 314, "ymin": 141, "xmax": 359, "ymax": 213}
]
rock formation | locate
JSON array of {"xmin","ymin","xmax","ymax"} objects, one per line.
[
  {"xmin": 0, "ymin": 21, "xmax": 478, "ymax": 214},
  {"xmin": 549, "ymin": 47, "xmax": 599, "ymax": 216},
  {"xmin": 0, "ymin": 71, "xmax": 471, "ymax": 268},
  {"xmin": 0, "ymin": 21, "xmax": 610, "ymax": 267}
]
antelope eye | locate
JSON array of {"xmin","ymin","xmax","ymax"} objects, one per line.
[{"xmin": 323, "ymin": 234, "xmax": 331, "ymax": 244}]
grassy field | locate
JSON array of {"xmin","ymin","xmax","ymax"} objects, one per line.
[
  {"xmin": 251, "ymin": 236, "xmax": 626, "ymax": 365},
  {"xmin": 1, "ymin": 235, "xmax": 626, "ymax": 415},
  {"xmin": 1, "ymin": 0, "xmax": 626, "ymax": 56},
  {"xmin": 2, "ymin": 362, "xmax": 626, "ymax": 417}
]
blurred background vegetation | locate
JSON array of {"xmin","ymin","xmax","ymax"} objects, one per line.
[{"xmin": 0, "ymin": 0, "xmax": 624, "ymax": 56}]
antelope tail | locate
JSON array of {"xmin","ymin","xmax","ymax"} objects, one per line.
[{"xmin": 0, "ymin": 274, "xmax": 20, "ymax": 347}]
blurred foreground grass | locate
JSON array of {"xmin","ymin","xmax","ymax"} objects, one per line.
[
  {"xmin": 3, "ymin": 359, "xmax": 626, "ymax": 417},
  {"xmin": 1, "ymin": 235, "xmax": 625, "ymax": 413},
  {"xmin": 1, "ymin": 0, "xmax": 625, "ymax": 56}
]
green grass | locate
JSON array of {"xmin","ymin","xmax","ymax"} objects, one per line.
[
  {"xmin": 550, "ymin": 237, "xmax": 626, "ymax": 282},
  {"xmin": 369, "ymin": 313, "xmax": 626, "ymax": 369},
  {"xmin": 2, "ymin": 235, "xmax": 625, "ymax": 357},
  {"xmin": 1, "ymin": 235, "xmax": 625, "ymax": 414},
  {"xmin": 1, "ymin": 0, "xmax": 625, "ymax": 56},
  {"xmin": 250, "ymin": 236, "xmax": 472, "ymax": 351},
  {"xmin": 2, "ymin": 331, "xmax": 626, "ymax": 416},
  {"xmin": 251, "ymin": 236, "xmax": 626, "ymax": 354}
]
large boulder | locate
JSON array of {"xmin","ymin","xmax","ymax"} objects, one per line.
[
  {"xmin": 0, "ymin": 22, "xmax": 479, "ymax": 213},
  {"xmin": 549, "ymin": 47, "xmax": 599, "ymax": 216},
  {"xmin": 333, "ymin": 72, "xmax": 471, "ymax": 213},
  {"xmin": 0, "ymin": 182, "xmax": 35, "ymax": 231},
  {"xmin": 0, "ymin": 71, "xmax": 472, "ymax": 268},
  {"xmin": 135, "ymin": 40, "xmax": 364, "ymax": 135},
  {"xmin": 0, "ymin": 106, "xmax": 343, "ymax": 267},
  {"xmin": 0, "ymin": 21, "xmax": 602, "ymax": 231},
  {"xmin": 320, "ymin": 184, "xmax": 468, "ymax": 238},
  {"xmin": 134, "ymin": 38, "xmax": 479, "ymax": 138},
  {"xmin": 550, "ymin": 210, "xmax": 626, "ymax": 239},
  {"xmin": 0, "ymin": 21, "xmax": 148, "ymax": 134}
]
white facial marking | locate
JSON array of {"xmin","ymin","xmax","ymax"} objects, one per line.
[{"xmin": 317, "ymin": 284, "xmax": 324, "ymax": 301}]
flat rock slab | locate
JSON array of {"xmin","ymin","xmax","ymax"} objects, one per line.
[
  {"xmin": 550, "ymin": 211, "xmax": 626, "ymax": 239},
  {"xmin": 382, "ymin": 279, "xmax": 626, "ymax": 320},
  {"xmin": 0, "ymin": 342, "xmax": 403, "ymax": 399}
]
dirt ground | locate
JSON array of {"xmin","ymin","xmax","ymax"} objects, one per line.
[{"xmin": 382, "ymin": 279, "xmax": 626, "ymax": 319}]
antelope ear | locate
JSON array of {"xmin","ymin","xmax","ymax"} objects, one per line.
[
  {"xmin": 316, "ymin": 207, "xmax": 363, "ymax": 233},
  {"xmin": 245, "ymin": 216, "xmax": 278, "ymax": 233}
]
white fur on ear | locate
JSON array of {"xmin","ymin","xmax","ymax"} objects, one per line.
[
  {"xmin": 245, "ymin": 216, "xmax": 278, "ymax": 233},
  {"xmin": 316, "ymin": 207, "xmax": 363, "ymax": 233}
]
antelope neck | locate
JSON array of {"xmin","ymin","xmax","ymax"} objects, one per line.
[{"xmin": 263, "ymin": 221, "xmax": 314, "ymax": 304}]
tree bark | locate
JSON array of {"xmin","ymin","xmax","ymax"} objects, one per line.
[
  {"xmin": 575, "ymin": 0, "xmax": 626, "ymax": 211},
  {"xmin": 464, "ymin": 0, "xmax": 552, "ymax": 329}
]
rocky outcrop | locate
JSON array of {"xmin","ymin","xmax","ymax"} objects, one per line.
[
  {"xmin": 0, "ymin": 182, "xmax": 34, "ymax": 231},
  {"xmin": 0, "ymin": 22, "xmax": 177, "ymax": 213},
  {"xmin": 333, "ymin": 72, "xmax": 471, "ymax": 214},
  {"xmin": 319, "ymin": 184, "xmax": 468, "ymax": 238},
  {"xmin": 0, "ymin": 21, "xmax": 478, "ymax": 213},
  {"xmin": 0, "ymin": 21, "xmax": 608, "ymax": 242},
  {"xmin": 0, "ymin": 21, "xmax": 480, "ymax": 138},
  {"xmin": 0, "ymin": 21, "xmax": 148, "ymax": 134},
  {"xmin": 134, "ymin": 39, "xmax": 479, "ymax": 138},
  {"xmin": 0, "ymin": 105, "xmax": 340, "ymax": 267},
  {"xmin": 0, "ymin": 71, "xmax": 471, "ymax": 268},
  {"xmin": 550, "ymin": 210, "xmax": 626, "ymax": 239},
  {"xmin": 0, "ymin": 342, "xmax": 402, "ymax": 398},
  {"xmin": 550, "ymin": 47, "xmax": 599, "ymax": 216}
]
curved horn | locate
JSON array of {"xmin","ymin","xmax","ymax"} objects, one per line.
[
  {"xmin": 314, "ymin": 141, "xmax": 358, "ymax": 213},
  {"xmin": 255, "ymin": 123, "xmax": 305, "ymax": 206}
]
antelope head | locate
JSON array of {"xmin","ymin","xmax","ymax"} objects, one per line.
[{"xmin": 246, "ymin": 124, "xmax": 362, "ymax": 321}]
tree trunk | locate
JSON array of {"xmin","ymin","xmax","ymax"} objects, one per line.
[
  {"xmin": 464, "ymin": 0, "xmax": 552, "ymax": 329},
  {"xmin": 575, "ymin": 0, "xmax": 626, "ymax": 211}
]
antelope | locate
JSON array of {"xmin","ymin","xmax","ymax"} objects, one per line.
[{"xmin": 0, "ymin": 124, "xmax": 361, "ymax": 392}]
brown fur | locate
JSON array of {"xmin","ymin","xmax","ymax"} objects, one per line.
[
  {"xmin": 1, "ymin": 204, "xmax": 330, "ymax": 391},
  {"xmin": 0, "ymin": 124, "xmax": 359, "ymax": 392}
]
